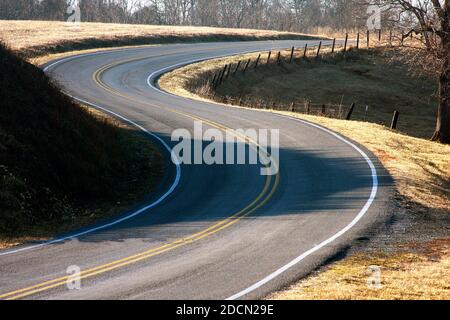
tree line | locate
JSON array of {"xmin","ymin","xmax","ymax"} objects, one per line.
[{"xmin": 0, "ymin": 0, "xmax": 372, "ymax": 33}]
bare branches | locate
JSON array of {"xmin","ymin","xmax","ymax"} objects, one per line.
[{"xmin": 0, "ymin": 0, "xmax": 372, "ymax": 33}]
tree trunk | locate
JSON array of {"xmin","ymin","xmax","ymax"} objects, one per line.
[{"xmin": 432, "ymin": 36, "xmax": 450, "ymax": 144}]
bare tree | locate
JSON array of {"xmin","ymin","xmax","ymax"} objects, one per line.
[{"xmin": 375, "ymin": 0, "xmax": 449, "ymax": 143}]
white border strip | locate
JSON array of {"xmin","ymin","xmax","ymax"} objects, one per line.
[{"xmin": 146, "ymin": 58, "xmax": 378, "ymax": 300}]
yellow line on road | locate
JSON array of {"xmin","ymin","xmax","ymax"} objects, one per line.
[{"xmin": 0, "ymin": 55, "xmax": 280, "ymax": 300}]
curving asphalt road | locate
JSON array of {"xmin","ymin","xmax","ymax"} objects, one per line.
[{"xmin": 0, "ymin": 40, "xmax": 392, "ymax": 300}]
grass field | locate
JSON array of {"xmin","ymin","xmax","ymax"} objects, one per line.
[
  {"xmin": 0, "ymin": 20, "xmax": 320, "ymax": 60},
  {"xmin": 159, "ymin": 47, "xmax": 450, "ymax": 299}
]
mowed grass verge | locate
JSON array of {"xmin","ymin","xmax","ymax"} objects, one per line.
[
  {"xmin": 159, "ymin": 47, "xmax": 450, "ymax": 299},
  {"xmin": 0, "ymin": 20, "xmax": 321, "ymax": 62}
]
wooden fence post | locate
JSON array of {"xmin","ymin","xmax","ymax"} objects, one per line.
[
  {"xmin": 378, "ymin": 29, "xmax": 382, "ymax": 42},
  {"xmin": 214, "ymin": 74, "xmax": 220, "ymax": 88},
  {"xmin": 233, "ymin": 60, "xmax": 241, "ymax": 75},
  {"xmin": 267, "ymin": 51, "xmax": 272, "ymax": 64},
  {"xmin": 367, "ymin": 30, "xmax": 370, "ymax": 48},
  {"xmin": 356, "ymin": 32, "xmax": 360, "ymax": 49},
  {"xmin": 346, "ymin": 103, "xmax": 355, "ymax": 120},
  {"xmin": 391, "ymin": 111, "xmax": 400, "ymax": 129},
  {"xmin": 389, "ymin": 30, "xmax": 393, "ymax": 46},
  {"xmin": 316, "ymin": 41, "xmax": 322, "ymax": 58},
  {"xmin": 220, "ymin": 65, "xmax": 228, "ymax": 84},
  {"xmin": 213, "ymin": 72, "xmax": 221, "ymax": 88},
  {"xmin": 276, "ymin": 51, "xmax": 281, "ymax": 65},
  {"xmin": 226, "ymin": 64, "xmax": 232, "ymax": 79},
  {"xmin": 303, "ymin": 43, "xmax": 308, "ymax": 58},
  {"xmin": 344, "ymin": 33, "xmax": 348, "ymax": 52},
  {"xmin": 254, "ymin": 54, "xmax": 261, "ymax": 69},
  {"xmin": 332, "ymin": 38, "xmax": 336, "ymax": 53},
  {"xmin": 224, "ymin": 64, "xmax": 229, "ymax": 79},
  {"xmin": 290, "ymin": 46, "xmax": 295, "ymax": 63},
  {"xmin": 243, "ymin": 59, "xmax": 251, "ymax": 73}
]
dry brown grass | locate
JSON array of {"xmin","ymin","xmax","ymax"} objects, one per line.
[
  {"xmin": 270, "ymin": 239, "xmax": 450, "ymax": 300},
  {"xmin": 159, "ymin": 51, "xmax": 450, "ymax": 300},
  {"xmin": 313, "ymin": 27, "xmax": 361, "ymax": 40},
  {"xmin": 0, "ymin": 20, "xmax": 318, "ymax": 59}
]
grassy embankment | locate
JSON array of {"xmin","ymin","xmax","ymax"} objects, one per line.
[
  {"xmin": 159, "ymin": 47, "xmax": 450, "ymax": 299},
  {"xmin": 0, "ymin": 42, "xmax": 165, "ymax": 248},
  {"xmin": 0, "ymin": 20, "xmax": 321, "ymax": 65}
]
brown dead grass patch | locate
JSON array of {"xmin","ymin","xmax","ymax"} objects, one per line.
[
  {"xmin": 270, "ymin": 238, "xmax": 450, "ymax": 300},
  {"xmin": 0, "ymin": 20, "xmax": 319, "ymax": 60},
  {"xmin": 159, "ymin": 49, "xmax": 450, "ymax": 300}
]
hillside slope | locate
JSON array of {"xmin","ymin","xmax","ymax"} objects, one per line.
[{"xmin": 0, "ymin": 42, "xmax": 162, "ymax": 239}]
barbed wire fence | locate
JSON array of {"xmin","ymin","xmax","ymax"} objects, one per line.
[{"xmin": 199, "ymin": 29, "xmax": 420, "ymax": 130}]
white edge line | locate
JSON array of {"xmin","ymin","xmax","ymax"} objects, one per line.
[
  {"xmin": 226, "ymin": 116, "xmax": 378, "ymax": 300},
  {"xmin": 145, "ymin": 54, "xmax": 378, "ymax": 301},
  {"xmin": 0, "ymin": 56, "xmax": 182, "ymax": 257}
]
